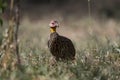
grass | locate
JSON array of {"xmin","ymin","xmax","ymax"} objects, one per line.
[
  {"xmin": 0, "ymin": 29, "xmax": 3, "ymax": 45},
  {"xmin": 0, "ymin": 17, "xmax": 120, "ymax": 80}
]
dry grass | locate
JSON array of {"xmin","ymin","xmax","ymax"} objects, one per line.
[{"xmin": 0, "ymin": 17, "xmax": 120, "ymax": 80}]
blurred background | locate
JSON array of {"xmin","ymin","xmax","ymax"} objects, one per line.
[
  {"xmin": 2, "ymin": 0, "xmax": 120, "ymax": 48},
  {"xmin": 21, "ymin": 0, "xmax": 120, "ymax": 20},
  {"xmin": 4, "ymin": 0, "xmax": 120, "ymax": 21}
]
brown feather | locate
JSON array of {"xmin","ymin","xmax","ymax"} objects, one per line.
[{"xmin": 48, "ymin": 32, "xmax": 75, "ymax": 61}]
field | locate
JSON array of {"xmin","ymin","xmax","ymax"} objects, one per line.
[{"xmin": 0, "ymin": 16, "xmax": 120, "ymax": 80}]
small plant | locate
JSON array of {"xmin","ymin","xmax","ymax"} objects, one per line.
[{"xmin": 0, "ymin": 0, "xmax": 7, "ymax": 26}]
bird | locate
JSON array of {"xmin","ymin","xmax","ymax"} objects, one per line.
[{"xmin": 48, "ymin": 20, "xmax": 76, "ymax": 61}]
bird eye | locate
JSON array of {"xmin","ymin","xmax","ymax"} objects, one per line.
[{"xmin": 52, "ymin": 23, "xmax": 54, "ymax": 24}]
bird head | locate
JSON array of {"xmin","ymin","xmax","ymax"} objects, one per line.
[
  {"xmin": 49, "ymin": 20, "xmax": 59, "ymax": 33},
  {"xmin": 49, "ymin": 20, "xmax": 59, "ymax": 28}
]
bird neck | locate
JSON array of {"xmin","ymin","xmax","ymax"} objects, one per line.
[{"xmin": 50, "ymin": 27, "xmax": 56, "ymax": 33}]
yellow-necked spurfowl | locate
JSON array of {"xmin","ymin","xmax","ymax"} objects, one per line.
[{"xmin": 48, "ymin": 20, "xmax": 76, "ymax": 61}]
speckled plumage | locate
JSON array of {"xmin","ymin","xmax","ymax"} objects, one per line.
[{"xmin": 48, "ymin": 32, "xmax": 75, "ymax": 61}]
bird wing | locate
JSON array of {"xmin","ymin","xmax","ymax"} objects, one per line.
[{"xmin": 59, "ymin": 36, "xmax": 76, "ymax": 57}]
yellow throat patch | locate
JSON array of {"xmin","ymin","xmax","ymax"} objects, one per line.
[{"xmin": 50, "ymin": 27, "xmax": 56, "ymax": 33}]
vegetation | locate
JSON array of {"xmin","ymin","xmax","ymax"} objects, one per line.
[
  {"xmin": 0, "ymin": 30, "xmax": 2, "ymax": 45},
  {"xmin": 0, "ymin": 0, "xmax": 7, "ymax": 44},
  {"xmin": 0, "ymin": 0, "xmax": 120, "ymax": 80},
  {"xmin": 0, "ymin": 0, "xmax": 7, "ymax": 26},
  {"xmin": 0, "ymin": 18, "xmax": 120, "ymax": 80}
]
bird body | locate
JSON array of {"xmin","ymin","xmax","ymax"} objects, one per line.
[{"xmin": 48, "ymin": 20, "xmax": 76, "ymax": 61}]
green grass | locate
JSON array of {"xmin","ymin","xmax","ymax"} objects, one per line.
[
  {"xmin": 0, "ymin": 18, "xmax": 120, "ymax": 80},
  {"xmin": 0, "ymin": 29, "xmax": 3, "ymax": 45}
]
